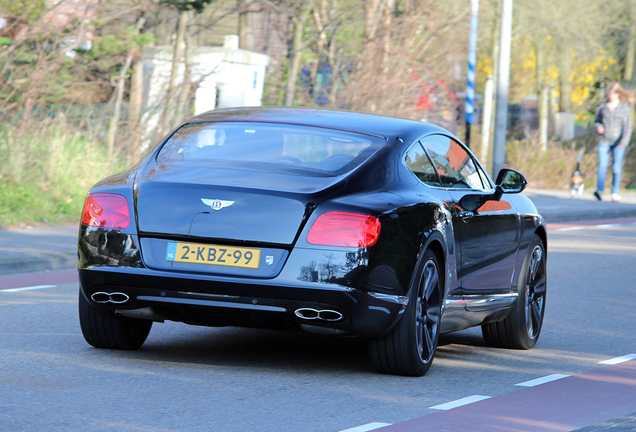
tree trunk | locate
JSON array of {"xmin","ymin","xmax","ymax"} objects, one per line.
[
  {"xmin": 106, "ymin": 49, "xmax": 135, "ymax": 167},
  {"xmin": 534, "ymin": 39, "xmax": 545, "ymax": 94},
  {"xmin": 381, "ymin": 0, "xmax": 395, "ymax": 73},
  {"xmin": 327, "ymin": 46, "xmax": 343, "ymax": 105},
  {"xmin": 625, "ymin": 0, "xmax": 636, "ymax": 82},
  {"xmin": 128, "ymin": 48, "xmax": 144, "ymax": 161},
  {"xmin": 159, "ymin": 9, "xmax": 189, "ymax": 135},
  {"xmin": 174, "ymin": 30, "xmax": 193, "ymax": 126},
  {"xmin": 538, "ymin": 85, "xmax": 549, "ymax": 151},
  {"xmin": 19, "ymin": 94, "xmax": 34, "ymax": 132},
  {"xmin": 129, "ymin": 50, "xmax": 144, "ymax": 133},
  {"xmin": 535, "ymin": 39, "xmax": 549, "ymax": 150},
  {"xmin": 285, "ymin": 3, "xmax": 312, "ymax": 107},
  {"xmin": 558, "ymin": 49, "xmax": 571, "ymax": 113},
  {"xmin": 364, "ymin": 0, "xmax": 382, "ymax": 41},
  {"xmin": 549, "ymin": 87, "xmax": 558, "ymax": 138},
  {"xmin": 106, "ymin": 16, "xmax": 146, "ymax": 167},
  {"xmin": 238, "ymin": 0, "xmax": 256, "ymax": 51}
]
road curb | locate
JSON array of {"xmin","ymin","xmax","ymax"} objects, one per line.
[{"xmin": 0, "ymin": 253, "xmax": 77, "ymax": 277}]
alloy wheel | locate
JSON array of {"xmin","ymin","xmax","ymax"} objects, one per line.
[
  {"xmin": 525, "ymin": 245, "xmax": 546, "ymax": 339},
  {"xmin": 416, "ymin": 259, "xmax": 442, "ymax": 363}
]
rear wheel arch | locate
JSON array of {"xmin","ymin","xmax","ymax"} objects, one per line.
[
  {"xmin": 420, "ymin": 234, "xmax": 446, "ymax": 297},
  {"xmin": 369, "ymin": 247, "xmax": 443, "ymax": 376},
  {"xmin": 534, "ymin": 225, "xmax": 547, "ymax": 252}
]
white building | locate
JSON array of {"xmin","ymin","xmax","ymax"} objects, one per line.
[{"xmin": 141, "ymin": 35, "xmax": 269, "ymax": 147}]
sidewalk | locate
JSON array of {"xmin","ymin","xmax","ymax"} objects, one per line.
[
  {"xmin": 525, "ymin": 188, "xmax": 636, "ymax": 222},
  {"xmin": 2, "ymin": 189, "xmax": 636, "ymax": 277}
]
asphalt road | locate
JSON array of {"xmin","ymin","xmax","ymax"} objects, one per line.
[{"xmin": 1, "ymin": 219, "xmax": 635, "ymax": 431}]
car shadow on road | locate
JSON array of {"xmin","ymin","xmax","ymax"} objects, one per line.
[
  {"xmin": 439, "ymin": 327, "xmax": 488, "ymax": 348},
  {"xmin": 93, "ymin": 324, "xmax": 492, "ymax": 376},
  {"xmin": 123, "ymin": 325, "xmax": 376, "ymax": 374}
]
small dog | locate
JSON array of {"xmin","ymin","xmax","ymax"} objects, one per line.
[{"xmin": 570, "ymin": 149, "xmax": 585, "ymax": 199}]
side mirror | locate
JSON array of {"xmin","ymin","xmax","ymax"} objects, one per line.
[
  {"xmin": 458, "ymin": 168, "xmax": 527, "ymax": 212},
  {"xmin": 495, "ymin": 168, "xmax": 527, "ymax": 194}
]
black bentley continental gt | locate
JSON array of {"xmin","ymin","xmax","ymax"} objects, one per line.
[{"xmin": 78, "ymin": 107, "xmax": 547, "ymax": 376}]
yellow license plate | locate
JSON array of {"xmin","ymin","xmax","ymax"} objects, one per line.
[{"xmin": 166, "ymin": 241, "xmax": 260, "ymax": 269}]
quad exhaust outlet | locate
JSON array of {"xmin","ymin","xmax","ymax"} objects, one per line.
[
  {"xmin": 91, "ymin": 291, "xmax": 130, "ymax": 304},
  {"xmin": 294, "ymin": 308, "xmax": 344, "ymax": 322}
]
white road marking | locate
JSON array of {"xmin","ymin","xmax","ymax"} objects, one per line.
[
  {"xmin": 515, "ymin": 374, "xmax": 569, "ymax": 387},
  {"xmin": 554, "ymin": 221, "xmax": 636, "ymax": 232},
  {"xmin": 338, "ymin": 423, "xmax": 392, "ymax": 432},
  {"xmin": 430, "ymin": 395, "xmax": 491, "ymax": 410},
  {"xmin": 598, "ymin": 353, "xmax": 636, "ymax": 365},
  {"xmin": 1, "ymin": 285, "xmax": 57, "ymax": 292},
  {"xmin": 341, "ymin": 356, "xmax": 636, "ymax": 429}
]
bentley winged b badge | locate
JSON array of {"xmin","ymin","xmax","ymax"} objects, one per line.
[{"xmin": 201, "ymin": 198, "xmax": 235, "ymax": 211}]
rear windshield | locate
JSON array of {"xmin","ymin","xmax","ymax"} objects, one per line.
[{"xmin": 157, "ymin": 122, "xmax": 386, "ymax": 176}]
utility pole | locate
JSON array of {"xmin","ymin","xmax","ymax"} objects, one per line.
[
  {"xmin": 480, "ymin": 75, "xmax": 494, "ymax": 164},
  {"xmin": 492, "ymin": 0, "xmax": 512, "ymax": 178},
  {"xmin": 465, "ymin": 0, "xmax": 479, "ymax": 147}
]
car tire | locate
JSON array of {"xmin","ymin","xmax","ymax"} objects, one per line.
[
  {"xmin": 78, "ymin": 290, "xmax": 152, "ymax": 350},
  {"xmin": 369, "ymin": 249, "xmax": 442, "ymax": 376},
  {"xmin": 482, "ymin": 234, "xmax": 546, "ymax": 349}
]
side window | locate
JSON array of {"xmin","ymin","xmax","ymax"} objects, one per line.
[
  {"xmin": 420, "ymin": 135, "xmax": 486, "ymax": 190},
  {"xmin": 405, "ymin": 143, "xmax": 441, "ymax": 187}
]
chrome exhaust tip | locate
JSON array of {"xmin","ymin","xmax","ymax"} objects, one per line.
[
  {"xmin": 91, "ymin": 292, "xmax": 111, "ymax": 303},
  {"xmin": 91, "ymin": 292, "xmax": 130, "ymax": 304},
  {"xmin": 108, "ymin": 292, "xmax": 130, "ymax": 304},
  {"xmin": 318, "ymin": 310, "xmax": 343, "ymax": 322},
  {"xmin": 295, "ymin": 308, "xmax": 319, "ymax": 320},
  {"xmin": 294, "ymin": 308, "xmax": 344, "ymax": 322}
]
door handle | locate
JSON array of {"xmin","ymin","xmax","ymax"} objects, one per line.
[{"xmin": 458, "ymin": 211, "xmax": 474, "ymax": 223}]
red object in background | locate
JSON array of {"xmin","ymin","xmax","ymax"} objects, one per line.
[{"xmin": 409, "ymin": 73, "xmax": 456, "ymax": 111}]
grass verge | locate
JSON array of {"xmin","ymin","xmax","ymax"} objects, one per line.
[{"xmin": 0, "ymin": 120, "xmax": 123, "ymax": 227}]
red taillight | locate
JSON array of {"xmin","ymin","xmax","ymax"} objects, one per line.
[
  {"xmin": 81, "ymin": 193, "xmax": 130, "ymax": 229},
  {"xmin": 307, "ymin": 211, "xmax": 381, "ymax": 247}
]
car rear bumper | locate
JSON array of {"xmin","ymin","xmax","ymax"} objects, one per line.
[{"xmin": 78, "ymin": 266, "xmax": 408, "ymax": 338}]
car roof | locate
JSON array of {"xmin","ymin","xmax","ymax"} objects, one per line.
[{"xmin": 189, "ymin": 107, "xmax": 453, "ymax": 143}]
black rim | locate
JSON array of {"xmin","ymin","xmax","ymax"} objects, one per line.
[
  {"xmin": 525, "ymin": 244, "xmax": 546, "ymax": 339},
  {"xmin": 416, "ymin": 259, "xmax": 441, "ymax": 363}
]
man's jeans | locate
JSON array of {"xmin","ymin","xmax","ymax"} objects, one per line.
[{"xmin": 597, "ymin": 143, "xmax": 626, "ymax": 195}]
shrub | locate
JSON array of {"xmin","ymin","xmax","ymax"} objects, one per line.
[
  {"xmin": 504, "ymin": 133, "xmax": 636, "ymax": 191},
  {"xmin": 0, "ymin": 119, "xmax": 124, "ymax": 226}
]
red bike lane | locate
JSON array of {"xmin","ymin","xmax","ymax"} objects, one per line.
[
  {"xmin": 0, "ymin": 269, "xmax": 77, "ymax": 290},
  {"xmin": 376, "ymin": 359, "xmax": 636, "ymax": 432}
]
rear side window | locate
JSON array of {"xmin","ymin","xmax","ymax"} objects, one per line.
[
  {"xmin": 157, "ymin": 122, "xmax": 385, "ymax": 176},
  {"xmin": 420, "ymin": 135, "xmax": 486, "ymax": 190},
  {"xmin": 405, "ymin": 143, "xmax": 441, "ymax": 187}
]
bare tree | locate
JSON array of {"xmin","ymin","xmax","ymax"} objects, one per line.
[
  {"xmin": 106, "ymin": 14, "xmax": 147, "ymax": 167},
  {"xmin": 342, "ymin": 1, "xmax": 469, "ymax": 121}
]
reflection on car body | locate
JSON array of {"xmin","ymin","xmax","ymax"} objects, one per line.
[{"xmin": 78, "ymin": 107, "xmax": 547, "ymax": 376}]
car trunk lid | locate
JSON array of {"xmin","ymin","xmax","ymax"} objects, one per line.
[{"xmin": 135, "ymin": 164, "xmax": 345, "ymax": 245}]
